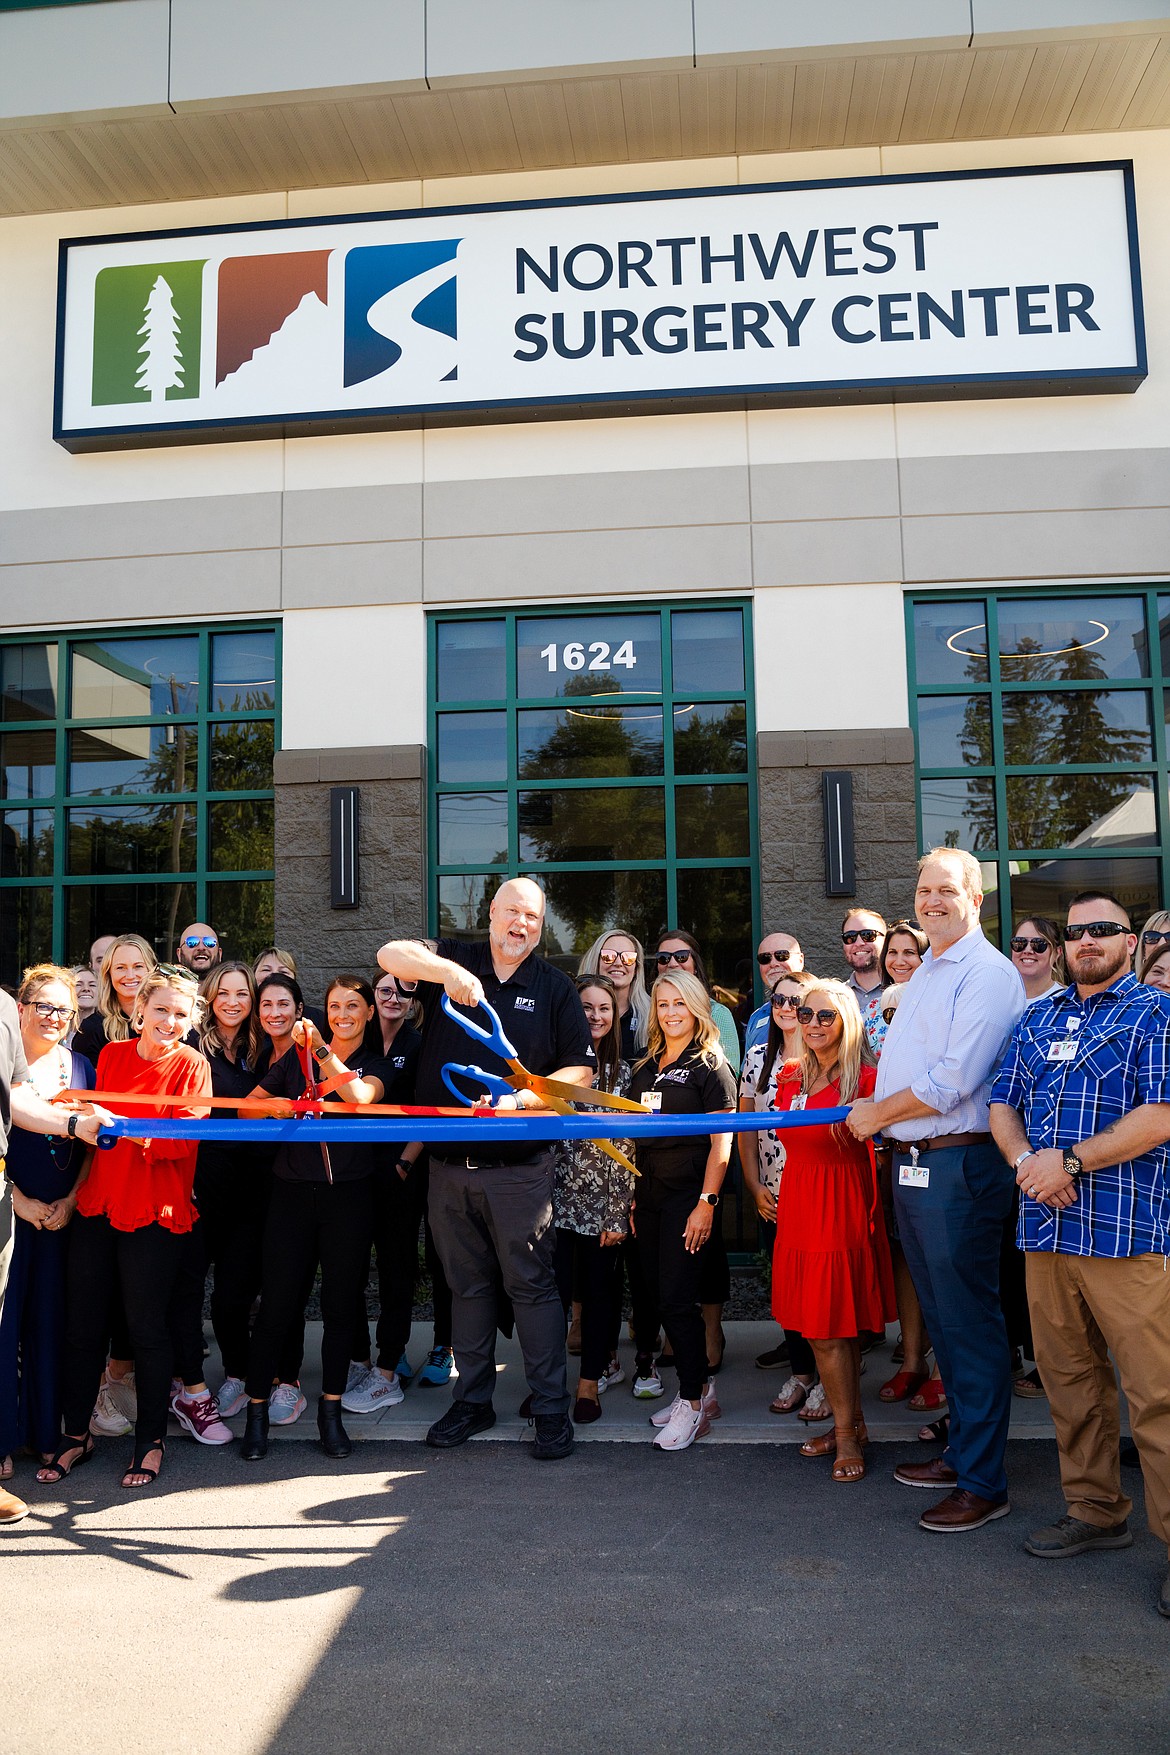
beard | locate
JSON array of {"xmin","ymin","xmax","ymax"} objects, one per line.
[{"xmin": 1069, "ymin": 937, "xmax": 1131, "ymax": 986}]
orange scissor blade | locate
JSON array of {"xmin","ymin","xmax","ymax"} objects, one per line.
[{"xmin": 505, "ymin": 1070, "xmax": 649, "ymax": 1113}]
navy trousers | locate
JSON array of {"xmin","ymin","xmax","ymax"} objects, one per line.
[{"xmin": 893, "ymin": 1141, "xmax": 1015, "ymax": 1501}]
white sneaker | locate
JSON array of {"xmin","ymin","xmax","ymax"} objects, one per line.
[
  {"xmin": 269, "ymin": 1382, "xmax": 307, "ymax": 1425},
  {"xmin": 650, "ymin": 1382, "xmax": 721, "ymax": 1427},
  {"xmin": 632, "ymin": 1364, "xmax": 664, "ymax": 1399},
  {"xmin": 342, "ymin": 1366, "xmax": 405, "ymax": 1414},
  {"xmin": 652, "ymin": 1398, "xmax": 710, "ymax": 1452},
  {"xmin": 89, "ymin": 1373, "xmax": 134, "ymax": 1437},
  {"xmin": 599, "ymin": 1357, "xmax": 625, "ymax": 1390},
  {"xmin": 216, "ymin": 1375, "xmax": 248, "ymax": 1418}
]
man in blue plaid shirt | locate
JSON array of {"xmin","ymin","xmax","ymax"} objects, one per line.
[{"xmin": 990, "ymin": 890, "xmax": 1170, "ymax": 1621}]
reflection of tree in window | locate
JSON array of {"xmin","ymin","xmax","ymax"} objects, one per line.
[
  {"xmin": 519, "ymin": 675, "xmax": 661, "ymax": 780},
  {"xmin": 1044, "ymin": 640, "xmax": 1150, "ymax": 844},
  {"xmin": 674, "ymin": 704, "xmax": 747, "ymax": 775},
  {"xmin": 438, "ymin": 875, "xmax": 499, "ymax": 937}
]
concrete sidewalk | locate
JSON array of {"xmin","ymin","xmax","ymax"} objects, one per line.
[{"xmin": 203, "ymin": 1319, "xmax": 1062, "ymax": 1446}]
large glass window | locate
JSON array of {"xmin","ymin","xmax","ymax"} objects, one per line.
[
  {"xmin": 908, "ymin": 590, "xmax": 1170, "ymax": 947},
  {"xmin": 0, "ymin": 624, "xmax": 278, "ymax": 983},
  {"xmin": 429, "ymin": 604, "xmax": 757, "ymax": 989}
]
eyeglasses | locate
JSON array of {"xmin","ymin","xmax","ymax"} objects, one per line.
[
  {"xmin": 1010, "ymin": 937, "xmax": 1052, "ymax": 954},
  {"xmin": 842, "ymin": 929, "xmax": 880, "ymax": 944},
  {"xmin": 182, "ymin": 936, "xmax": 218, "ymax": 949},
  {"xmin": 757, "ymin": 949, "xmax": 793, "ymax": 966},
  {"xmin": 1142, "ymin": 929, "xmax": 1170, "ymax": 946},
  {"xmin": 600, "ymin": 950, "xmax": 637, "ymax": 968},
  {"xmin": 656, "ymin": 949, "xmax": 692, "ymax": 966},
  {"xmin": 31, "ymin": 1002, "xmax": 72, "ymax": 1021},
  {"xmin": 795, "ymin": 1007, "xmax": 839, "ymax": 1026},
  {"xmin": 771, "ymin": 993, "xmax": 800, "ymax": 1009},
  {"xmin": 1062, "ymin": 922, "xmax": 1128, "ymax": 942}
]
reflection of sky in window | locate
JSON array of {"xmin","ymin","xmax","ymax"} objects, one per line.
[
  {"xmin": 437, "ymin": 792, "xmax": 508, "ymax": 865},
  {"xmin": 72, "ymin": 637, "xmax": 200, "ymax": 717},
  {"xmin": 997, "ymin": 598, "xmax": 1146, "ymax": 680},
  {"xmin": 436, "ymin": 621, "xmax": 506, "ymax": 701},
  {"xmin": 919, "ymin": 777, "xmax": 996, "ymax": 853},
  {"xmin": 516, "ymin": 614, "xmax": 661, "ymax": 698},
  {"xmin": 211, "ymin": 631, "xmax": 276, "ymax": 710},
  {"xmin": 671, "ymin": 609, "xmax": 744, "ymax": 694}
]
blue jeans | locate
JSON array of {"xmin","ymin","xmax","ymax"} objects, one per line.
[{"xmin": 893, "ymin": 1141, "xmax": 1015, "ymax": 1501}]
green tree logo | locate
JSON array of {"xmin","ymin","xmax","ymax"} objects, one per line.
[{"xmin": 92, "ymin": 260, "xmax": 206, "ymax": 406}]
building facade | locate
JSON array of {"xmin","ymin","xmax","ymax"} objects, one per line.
[{"xmin": 3, "ymin": 1, "xmax": 1170, "ymax": 1007}]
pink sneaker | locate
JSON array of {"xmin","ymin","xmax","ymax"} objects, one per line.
[{"xmin": 170, "ymin": 1390, "xmax": 233, "ymax": 1446}]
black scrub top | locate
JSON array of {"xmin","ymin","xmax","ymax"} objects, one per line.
[
  {"xmin": 626, "ymin": 1041, "xmax": 736, "ymax": 1188},
  {"xmin": 257, "ymin": 1045, "xmax": 390, "ymax": 1184}
]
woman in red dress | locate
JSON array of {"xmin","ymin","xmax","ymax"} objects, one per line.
[{"xmin": 772, "ymin": 978, "xmax": 895, "ymax": 1483}]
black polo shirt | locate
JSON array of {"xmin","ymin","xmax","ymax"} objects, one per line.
[
  {"xmin": 626, "ymin": 1041, "xmax": 736, "ymax": 1188},
  {"xmin": 415, "ymin": 939, "xmax": 594, "ymax": 1164}
]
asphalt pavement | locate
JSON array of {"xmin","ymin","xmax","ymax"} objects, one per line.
[{"xmin": 2, "ymin": 1328, "xmax": 1167, "ymax": 1755}]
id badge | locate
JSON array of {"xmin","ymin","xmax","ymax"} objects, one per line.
[
  {"xmin": 643, "ymin": 1090, "xmax": 662, "ymax": 1111},
  {"xmin": 898, "ymin": 1146, "xmax": 929, "ymax": 1189},
  {"xmin": 1046, "ymin": 1039, "xmax": 1077, "ymax": 1062},
  {"xmin": 790, "ymin": 1093, "xmax": 807, "ymax": 1112}
]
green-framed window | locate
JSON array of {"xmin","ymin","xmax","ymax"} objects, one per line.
[
  {"xmin": 428, "ymin": 602, "xmax": 759, "ymax": 989},
  {"xmin": 0, "ymin": 623, "xmax": 279, "ymax": 983},
  {"xmin": 907, "ymin": 587, "xmax": 1170, "ymax": 947}
]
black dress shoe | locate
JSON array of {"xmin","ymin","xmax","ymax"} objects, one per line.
[
  {"xmin": 240, "ymin": 1402, "xmax": 269, "ymax": 1462},
  {"xmin": 532, "ymin": 1412, "xmax": 574, "ymax": 1460},
  {"xmin": 426, "ymin": 1399, "xmax": 496, "ymax": 1449},
  {"xmin": 317, "ymin": 1397, "xmax": 352, "ymax": 1459}
]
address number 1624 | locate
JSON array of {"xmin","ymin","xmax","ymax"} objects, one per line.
[{"xmin": 539, "ymin": 640, "xmax": 637, "ymax": 672}]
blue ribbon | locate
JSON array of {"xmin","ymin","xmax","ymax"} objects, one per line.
[{"xmin": 94, "ymin": 1108, "xmax": 852, "ymax": 1146}]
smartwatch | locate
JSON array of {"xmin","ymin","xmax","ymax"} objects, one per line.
[
  {"xmin": 1062, "ymin": 1148, "xmax": 1083, "ymax": 1179},
  {"xmin": 313, "ymin": 1044, "xmax": 331, "ymax": 1062},
  {"xmin": 699, "ymin": 1192, "xmax": 720, "ymax": 1208},
  {"xmin": 66, "ymin": 1113, "xmax": 80, "ymax": 1139}
]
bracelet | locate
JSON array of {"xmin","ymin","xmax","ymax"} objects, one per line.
[{"xmin": 1012, "ymin": 1148, "xmax": 1035, "ymax": 1172}]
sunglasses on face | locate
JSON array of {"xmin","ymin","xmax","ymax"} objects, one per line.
[
  {"xmin": 796, "ymin": 1007, "xmax": 839, "ymax": 1026},
  {"xmin": 31, "ymin": 1002, "xmax": 72, "ymax": 1021},
  {"xmin": 1063, "ymin": 922, "xmax": 1128, "ymax": 942},
  {"xmin": 599, "ymin": 950, "xmax": 637, "ymax": 967},
  {"xmin": 183, "ymin": 936, "xmax": 217, "ymax": 949},
  {"xmin": 842, "ymin": 929, "xmax": 880, "ymax": 944},
  {"xmin": 757, "ymin": 949, "xmax": 792, "ymax": 966},
  {"xmin": 771, "ymin": 993, "xmax": 800, "ymax": 1009},
  {"xmin": 656, "ymin": 949, "xmax": 692, "ymax": 966},
  {"xmin": 1142, "ymin": 929, "xmax": 1170, "ymax": 946},
  {"xmin": 1010, "ymin": 937, "xmax": 1052, "ymax": 954}
]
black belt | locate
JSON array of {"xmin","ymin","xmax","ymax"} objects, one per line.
[
  {"xmin": 896, "ymin": 1132, "xmax": 991, "ymax": 1156},
  {"xmin": 433, "ymin": 1152, "xmax": 546, "ymax": 1172}
]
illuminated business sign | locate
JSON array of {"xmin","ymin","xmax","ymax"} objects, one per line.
[{"xmin": 54, "ymin": 161, "xmax": 1144, "ymax": 451}]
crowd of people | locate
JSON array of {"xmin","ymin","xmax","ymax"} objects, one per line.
[{"xmin": 0, "ymin": 855, "xmax": 1167, "ymax": 1619}]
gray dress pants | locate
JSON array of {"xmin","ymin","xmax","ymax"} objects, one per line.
[{"xmin": 428, "ymin": 1152, "xmax": 569, "ymax": 1417}]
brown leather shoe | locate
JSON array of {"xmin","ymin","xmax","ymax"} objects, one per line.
[
  {"xmin": 894, "ymin": 1456, "xmax": 959, "ymax": 1489},
  {"xmin": 0, "ymin": 1486, "xmax": 30, "ymax": 1525},
  {"xmin": 919, "ymin": 1489, "xmax": 1010, "ymax": 1532}
]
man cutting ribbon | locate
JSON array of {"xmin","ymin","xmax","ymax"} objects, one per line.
[{"xmin": 377, "ymin": 877, "xmax": 594, "ymax": 1461}]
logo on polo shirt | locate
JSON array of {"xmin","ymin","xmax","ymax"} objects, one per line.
[{"xmin": 513, "ymin": 997, "xmax": 536, "ymax": 1012}]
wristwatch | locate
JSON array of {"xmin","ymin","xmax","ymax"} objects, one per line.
[
  {"xmin": 1062, "ymin": 1148, "xmax": 1083, "ymax": 1179},
  {"xmin": 699, "ymin": 1192, "xmax": 720, "ymax": 1208},
  {"xmin": 66, "ymin": 1113, "xmax": 80, "ymax": 1139}
]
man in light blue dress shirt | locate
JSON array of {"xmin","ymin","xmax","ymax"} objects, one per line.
[{"xmin": 847, "ymin": 848, "xmax": 1025, "ymax": 1533}]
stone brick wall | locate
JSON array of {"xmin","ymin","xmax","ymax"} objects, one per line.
[
  {"xmin": 273, "ymin": 744, "xmax": 426, "ymax": 1006},
  {"xmin": 757, "ymin": 728, "xmax": 919, "ymax": 980}
]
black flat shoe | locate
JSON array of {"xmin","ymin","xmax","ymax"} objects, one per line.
[
  {"xmin": 573, "ymin": 1396, "xmax": 602, "ymax": 1425},
  {"xmin": 317, "ymin": 1397, "xmax": 352, "ymax": 1459},
  {"xmin": 425, "ymin": 1399, "xmax": 496, "ymax": 1449},
  {"xmin": 240, "ymin": 1402, "xmax": 270, "ymax": 1462}
]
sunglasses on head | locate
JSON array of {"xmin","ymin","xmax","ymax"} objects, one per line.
[
  {"xmin": 796, "ymin": 1006, "xmax": 839, "ymax": 1026},
  {"xmin": 182, "ymin": 936, "xmax": 217, "ymax": 949},
  {"xmin": 1062, "ymin": 921, "xmax": 1128, "ymax": 942},
  {"xmin": 757, "ymin": 949, "xmax": 792, "ymax": 966},
  {"xmin": 842, "ymin": 929, "xmax": 880, "ymax": 944},
  {"xmin": 656, "ymin": 949, "xmax": 692, "ymax": 966},
  {"xmin": 1010, "ymin": 936, "xmax": 1052, "ymax": 954}
]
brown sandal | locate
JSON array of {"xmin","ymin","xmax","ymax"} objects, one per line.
[
  {"xmin": 832, "ymin": 1425, "xmax": 868, "ymax": 1482},
  {"xmin": 799, "ymin": 1428, "xmax": 840, "ymax": 1458}
]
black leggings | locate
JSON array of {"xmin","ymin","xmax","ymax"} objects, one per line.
[
  {"xmin": 61, "ymin": 1214, "xmax": 186, "ymax": 1451},
  {"xmin": 554, "ymin": 1229, "xmax": 622, "ymax": 1383},
  {"xmin": 198, "ymin": 1165, "xmax": 307, "ymax": 1384},
  {"xmin": 246, "ymin": 1178, "xmax": 373, "ymax": 1401},
  {"xmin": 352, "ymin": 1161, "xmax": 453, "ymax": 1368},
  {"xmin": 634, "ymin": 1182, "xmax": 707, "ymax": 1402},
  {"xmin": 610, "ymin": 1232, "xmax": 660, "ymax": 1357}
]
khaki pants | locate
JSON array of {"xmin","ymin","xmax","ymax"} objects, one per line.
[{"xmin": 1026, "ymin": 1249, "xmax": 1170, "ymax": 1554}]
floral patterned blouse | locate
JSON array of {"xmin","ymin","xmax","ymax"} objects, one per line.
[
  {"xmin": 738, "ymin": 1040, "xmax": 793, "ymax": 1198},
  {"xmin": 553, "ymin": 1061, "xmax": 635, "ymax": 1237}
]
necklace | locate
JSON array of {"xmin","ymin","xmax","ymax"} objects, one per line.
[{"xmin": 31, "ymin": 1045, "xmax": 73, "ymax": 1166}]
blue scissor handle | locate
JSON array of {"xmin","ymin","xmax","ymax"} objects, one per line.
[
  {"xmin": 441, "ymin": 1062, "xmax": 516, "ymax": 1106},
  {"xmin": 441, "ymin": 994, "xmax": 519, "ymax": 1063}
]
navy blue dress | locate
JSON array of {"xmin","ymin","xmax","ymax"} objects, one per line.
[{"xmin": 0, "ymin": 1049, "xmax": 95, "ymax": 1457}]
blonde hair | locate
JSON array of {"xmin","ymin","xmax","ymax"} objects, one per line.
[
  {"xmin": 97, "ymin": 934, "xmax": 158, "ymax": 1041},
  {"xmin": 253, "ymin": 945, "xmax": 297, "ymax": 979},
  {"xmin": 786, "ymin": 977, "xmax": 875, "ymax": 1138},
  {"xmin": 198, "ymin": 961, "xmax": 262, "ymax": 1067},
  {"xmin": 18, "ymin": 963, "xmax": 78, "ymax": 1025},
  {"xmin": 918, "ymin": 846, "xmax": 984, "ymax": 900},
  {"xmin": 130, "ymin": 966, "xmax": 205, "ymax": 1036},
  {"xmin": 578, "ymin": 929, "xmax": 650, "ymax": 1052},
  {"xmin": 642, "ymin": 970, "xmax": 725, "ymax": 1069}
]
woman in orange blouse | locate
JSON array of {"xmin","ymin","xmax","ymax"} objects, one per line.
[{"xmin": 38, "ymin": 966, "xmax": 211, "ymax": 1492}]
